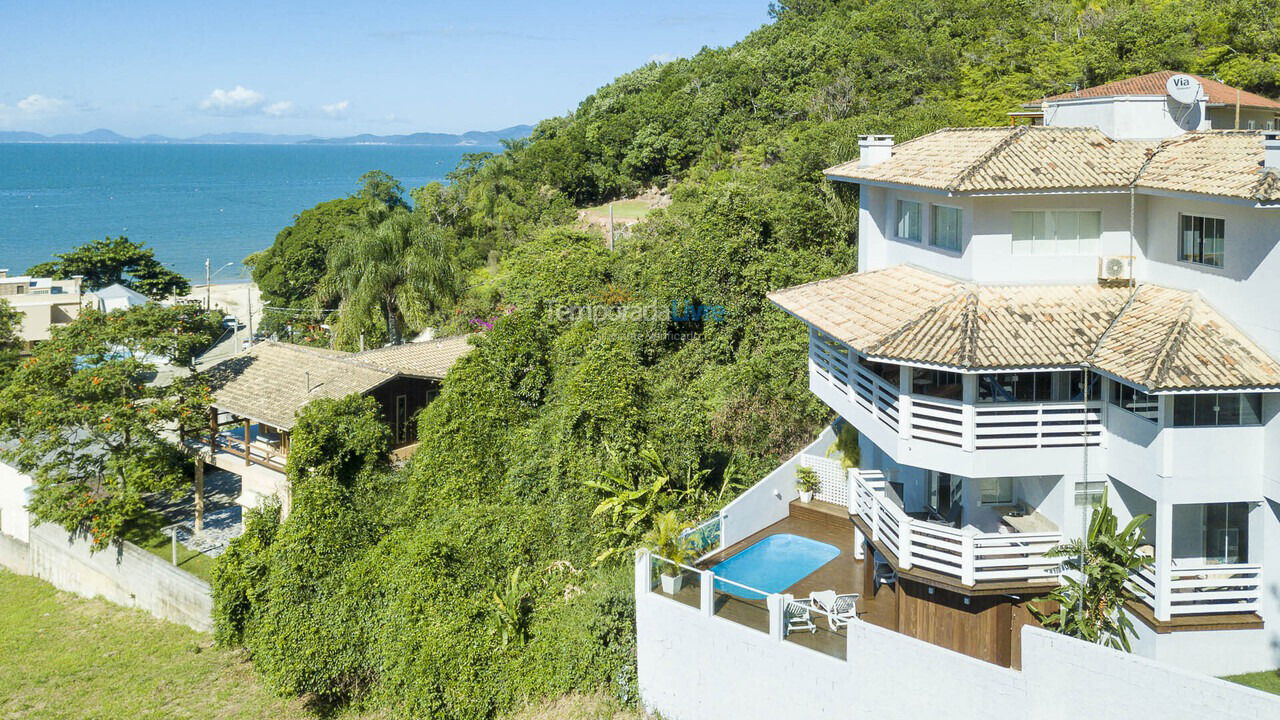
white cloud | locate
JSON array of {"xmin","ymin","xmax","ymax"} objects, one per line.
[
  {"xmin": 321, "ymin": 100, "xmax": 350, "ymax": 117},
  {"xmin": 264, "ymin": 100, "xmax": 296, "ymax": 117},
  {"xmin": 647, "ymin": 53, "xmax": 678, "ymax": 64},
  {"xmin": 199, "ymin": 85, "xmax": 266, "ymax": 115},
  {"xmin": 15, "ymin": 94, "xmax": 69, "ymax": 115}
]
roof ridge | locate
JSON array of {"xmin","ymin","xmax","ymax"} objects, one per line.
[
  {"xmin": 1083, "ymin": 283, "xmax": 1144, "ymax": 369},
  {"xmin": 946, "ymin": 126, "xmax": 1027, "ymax": 192},
  {"xmin": 1144, "ymin": 290, "xmax": 1197, "ymax": 388},
  {"xmin": 959, "ymin": 287, "xmax": 981, "ymax": 367}
]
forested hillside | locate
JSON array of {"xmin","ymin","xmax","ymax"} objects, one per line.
[{"xmin": 221, "ymin": 1, "xmax": 1280, "ymax": 717}]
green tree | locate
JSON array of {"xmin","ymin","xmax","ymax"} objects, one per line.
[
  {"xmin": 0, "ymin": 299, "xmax": 21, "ymax": 385},
  {"xmin": 0, "ymin": 305, "xmax": 221, "ymax": 549},
  {"xmin": 317, "ymin": 207, "xmax": 460, "ymax": 347},
  {"xmin": 1032, "ymin": 489, "xmax": 1150, "ymax": 651},
  {"xmin": 28, "ymin": 236, "xmax": 190, "ymax": 299}
]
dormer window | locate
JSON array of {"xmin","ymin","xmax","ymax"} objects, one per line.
[
  {"xmin": 930, "ymin": 205, "xmax": 962, "ymax": 252},
  {"xmin": 895, "ymin": 199, "xmax": 921, "ymax": 242},
  {"xmin": 1178, "ymin": 214, "xmax": 1224, "ymax": 268}
]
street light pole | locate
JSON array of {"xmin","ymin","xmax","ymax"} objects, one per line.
[{"xmin": 205, "ymin": 258, "xmax": 211, "ymax": 311}]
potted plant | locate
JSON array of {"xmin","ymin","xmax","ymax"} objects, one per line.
[
  {"xmin": 644, "ymin": 511, "xmax": 691, "ymax": 594},
  {"xmin": 795, "ymin": 465, "xmax": 820, "ymax": 503}
]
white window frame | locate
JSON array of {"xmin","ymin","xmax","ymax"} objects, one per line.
[
  {"xmin": 1177, "ymin": 213, "xmax": 1226, "ymax": 269},
  {"xmin": 1011, "ymin": 208, "xmax": 1102, "ymax": 256},
  {"xmin": 929, "ymin": 203, "xmax": 964, "ymax": 253},
  {"xmin": 980, "ymin": 477, "xmax": 1014, "ymax": 506},
  {"xmin": 895, "ymin": 198, "xmax": 922, "ymax": 243}
]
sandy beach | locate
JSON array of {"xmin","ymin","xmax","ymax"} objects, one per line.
[{"xmin": 178, "ymin": 281, "xmax": 262, "ymax": 328}]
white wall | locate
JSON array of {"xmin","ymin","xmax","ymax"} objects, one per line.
[
  {"xmin": 719, "ymin": 427, "xmax": 836, "ymax": 547},
  {"xmin": 0, "ymin": 461, "xmax": 33, "ymax": 542},
  {"xmin": 636, "ymin": 561, "xmax": 1280, "ymax": 720},
  {"xmin": 1139, "ymin": 194, "xmax": 1280, "ymax": 359},
  {"xmin": 1044, "ymin": 96, "xmax": 1208, "ymax": 139}
]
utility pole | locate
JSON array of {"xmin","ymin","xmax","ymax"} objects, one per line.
[
  {"xmin": 246, "ymin": 285, "xmax": 254, "ymax": 341},
  {"xmin": 608, "ymin": 203, "xmax": 615, "ymax": 251},
  {"xmin": 204, "ymin": 258, "xmax": 211, "ymax": 311}
]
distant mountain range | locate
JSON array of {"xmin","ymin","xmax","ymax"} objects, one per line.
[{"xmin": 0, "ymin": 125, "xmax": 534, "ymax": 146}]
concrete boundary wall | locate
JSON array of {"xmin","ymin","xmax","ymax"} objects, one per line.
[
  {"xmin": 636, "ymin": 554, "xmax": 1280, "ymax": 720},
  {"xmin": 0, "ymin": 461, "xmax": 213, "ymax": 632}
]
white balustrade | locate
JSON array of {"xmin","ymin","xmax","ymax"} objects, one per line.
[
  {"xmin": 1129, "ymin": 562, "xmax": 1262, "ymax": 617},
  {"xmin": 850, "ymin": 469, "xmax": 1063, "ymax": 587}
]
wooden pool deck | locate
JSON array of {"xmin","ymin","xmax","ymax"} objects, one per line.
[{"xmin": 653, "ymin": 500, "xmax": 897, "ymax": 659}]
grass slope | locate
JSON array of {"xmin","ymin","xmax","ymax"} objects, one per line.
[
  {"xmin": 0, "ymin": 570, "xmax": 377, "ymax": 720},
  {"xmin": 1223, "ymin": 670, "xmax": 1280, "ymax": 696}
]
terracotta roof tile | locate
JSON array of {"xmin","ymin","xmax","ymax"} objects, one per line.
[
  {"xmin": 826, "ymin": 127, "xmax": 1280, "ymax": 203},
  {"xmin": 1033, "ymin": 71, "xmax": 1280, "ymax": 110},
  {"xmin": 768, "ymin": 265, "xmax": 1280, "ymax": 390}
]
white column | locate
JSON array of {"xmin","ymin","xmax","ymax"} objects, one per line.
[
  {"xmin": 767, "ymin": 594, "xmax": 786, "ymax": 641},
  {"xmin": 853, "ymin": 524, "xmax": 866, "ymax": 560},
  {"xmin": 635, "ymin": 549, "xmax": 652, "ymax": 598},
  {"xmin": 961, "ymin": 374, "xmax": 977, "ymax": 452},
  {"xmin": 1158, "ymin": 396, "xmax": 1174, "ymax": 478},
  {"xmin": 1155, "ymin": 500, "xmax": 1173, "ymax": 622},
  {"xmin": 899, "ymin": 518, "xmax": 914, "ymax": 570},
  {"xmin": 700, "ymin": 570, "xmax": 715, "ymax": 617},
  {"xmin": 961, "ymin": 531, "xmax": 976, "ymax": 586},
  {"xmin": 898, "ymin": 365, "xmax": 912, "ymax": 441}
]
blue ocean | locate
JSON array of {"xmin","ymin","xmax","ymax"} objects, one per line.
[{"xmin": 0, "ymin": 144, "xmax": 494, "ymax": 282}]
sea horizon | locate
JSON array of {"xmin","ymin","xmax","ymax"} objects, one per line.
[{"xmin": 0, "ymin": 143, "xmax": 495, "ymax": 282}]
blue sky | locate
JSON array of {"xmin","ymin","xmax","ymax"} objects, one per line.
[{"xmin": 0, "ymin": 0, "xmax": 771, "ymax": 137}]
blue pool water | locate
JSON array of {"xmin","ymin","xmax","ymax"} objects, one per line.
[{"xmin": 711, "ymin": 533, "xmax": 840, "ymax": 599}]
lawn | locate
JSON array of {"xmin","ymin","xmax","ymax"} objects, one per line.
[
  {"xmin": 122, "ymin": 509, "xmax": 218, "ymax": 583},
  {"xmin": 582, "ymin": 199, "xmax": 654, "ymax": 221},
  {"xmin": 0, "ymin": 570, "xmax": 381, "ymax": 720},
  {"xmin": 1224, "ymin": 669, "xmax": 1280, "ymax": 696}
]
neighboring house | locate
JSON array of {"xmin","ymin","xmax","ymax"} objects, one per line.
[
  {"xmin": 0, "ymin": 269, "xmax": 83, "ymax": 345},
  {"xmin": 86, "ymin": 282, "xmax": 150, "ymax": 312},
  {"xmin": 1014, "ymin": 70, "xmax": 1280, "ymax": 135},
  {"xmin": 641, "ymin": 73, "xmax": 1280, "ymax": 679},
  {"xmin": 195, "ymin": 334, "xmax": 473, "ymax": 515}
]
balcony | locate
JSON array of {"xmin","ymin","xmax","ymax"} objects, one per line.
[
  {"xmin": 810, "ymin": 342, "xmax": 1102, "ymax": 477},
  {"xmin": 850, "ymin": 469, "xmax": 1063, "ymax": 590},
  {"xmin": 1128, "ymin": 561, "xmax": 1263, "ymax": 624}
]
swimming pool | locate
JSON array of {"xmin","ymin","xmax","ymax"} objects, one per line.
[{"xmin": 711, "ymin": 533, "xmax": 840, "ymax": 599}]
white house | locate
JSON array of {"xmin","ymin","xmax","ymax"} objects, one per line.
[
  {"xmin": 86, "ymin": 283, "xmax": 150, "ymax": 313},
  {"xmin": 0, "ymin": 269, "xmax": 83, "ymax": 344},
  {"xmin": 636, "ymin": 72, "xmax": 1280, "ymax": 694}
]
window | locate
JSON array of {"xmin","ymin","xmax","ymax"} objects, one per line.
[
  {"xmin": 931, "ymin": 205, "xmax": 962, "ymax": 251},
  {"xmin": 895, "ymin": 199, "xmax": 921, "ymax": 242},
  {"xmin": 1203, "ymin": 503, "xmax": 1249, "ymax": 564},
  {"xmin": 980, "ymin": 478, "xmax": 1014, "ymax": 505},
  {"xmin": 1178, "ymin": 214, "xmax": 1225, "ymax": 268},
  {"xmin": 1171, "ymin": 393, "xmax": 1262, "ymax": 427},
  {"xmin": 858, "ymin": 356, "xmax": 900, "ymax": 386},
  {"xmin": 977, "ymin": 370, "xmax": 1100, "ymax": 403},
  {"xmin": 1074, "ymin": 480, "xmax": 1106, "ymax": 507},
  {"xmin": 1109, "ymin": 381, "xmax": 1158, "ymax": 422},
  {"xmin": 911, "ymin": 368, "xmax": 963, "ymax": 400},
  {"xmin": 1012, "ymin": 210, "xmax": 1101, "ymax": 256}
]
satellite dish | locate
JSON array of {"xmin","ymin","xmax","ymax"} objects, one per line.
[{"xmin": 1166, "ymin": 74, "xmax": 1202, "ymax": 105}]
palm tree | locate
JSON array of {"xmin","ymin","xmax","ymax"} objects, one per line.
[
  {"xmin": 1032, "ymin": 488, "xmax": 1150, "ymax": 651},
  {"xmin": 317, "ymin": 207, "xmax": 458, "ymax": 347}
]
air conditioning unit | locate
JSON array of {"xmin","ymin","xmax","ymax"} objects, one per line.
[{"xmin": 1098, "ymin": 255, "xmax": 1133, "ymax": 281}]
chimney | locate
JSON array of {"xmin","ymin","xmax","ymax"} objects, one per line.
[
  {"xmin": 1264, "ymin": 132, "xmax": 1280, "ymax": 170},
  {"xmin": 858, "ymin": 134, "xmax": 895, "ymax": 167}
]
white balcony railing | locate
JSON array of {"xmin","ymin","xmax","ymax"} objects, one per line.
[
  {"xmin": 850, "ymin": 363, "xmax": 900, "ymax": 433},
  {"xmin": 1129, "ymin": 562, "xmax": 1262, "ymax": 619},
  {"xmin": 974, "ymin": 402, "xmax": 1102, "ymax": 449},
  {"xmin": 851, "ymin": 469, "xmax": 1062, "ymax": 587}
]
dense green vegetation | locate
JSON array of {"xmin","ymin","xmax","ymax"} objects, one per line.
[
  {"xmin": 27, "ymin": 236, "xmax": 191, "ymax": 299},
  {"xmin": 0, "ymin": 304, "xmax": 222, "ymax": 549},
  {"xmin": 214, "ymin": 0, "xmax": 1280, "ymax": 717}
]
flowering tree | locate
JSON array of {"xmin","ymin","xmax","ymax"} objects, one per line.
[{"xmin": 0, "ymin": 305, "xmax": 220, "ymax": 549}]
